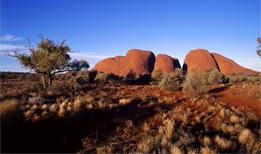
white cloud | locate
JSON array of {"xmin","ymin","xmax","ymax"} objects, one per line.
[
  {"xmin": 69, "ymin": 52, "xmax": 109, "ymax": 60},
  {"xmin": 0, "ymin": 43, "xmax": 26, "ymax": 55},
  {"xmin": 0, "ymin": 34, "xmax": 22, "ymax": 41}
]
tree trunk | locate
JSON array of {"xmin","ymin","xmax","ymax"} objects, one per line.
[
  {"xmin": 41, "ymin": 75, "xmax": 47, "ymax": 89},
  {"xmin": 48, "ymin": 74, "xmax": 53, "ymax": 85}
]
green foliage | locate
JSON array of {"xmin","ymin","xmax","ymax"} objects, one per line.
[
  {"xmin": 70, "ymin": 59, "xmax": 90, "ymax": 71},
  {"xmin": 151, "ymin": 69, "xmax": 163, "ymax": 83},
  {"xmin": 13, "ymin": 37, "xmax": 89, "ymax": 89},
  {"xmin": 228, "ymin": 74, "xmax": 247, "ymax": 84},
  {"xmin": 159, "ymin": 71, "xmax": 185, "ymax": 91},
  {"xmin": 207, "ymin": 69, "xmax": 224, "ymax": 84},
  {"xmin": 183, "ymin": 71, "xmax": 208, "ymax": 96},
  {"xmin": 75, "ymin": 71, "xmax": 90, "ymax": 84},
  {"xmin": 13, "ymin": 38, "xmax": 71, "ymax": 87},
  {"xmin": 95, "ymin": 72, "xmax": 108, "ymax": 84}
]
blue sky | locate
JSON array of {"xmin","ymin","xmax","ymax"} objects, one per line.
[{"xmin": 0, "ymin": 0, "xmax": 260, "ymax": 72}]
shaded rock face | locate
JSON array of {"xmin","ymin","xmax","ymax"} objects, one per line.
[
  {"xmin": 183, "ymin": 49, "xmax": 258, "ymax": 75},
  {"xmin": 154, "ymin": 54, "xmax": 181, "ymax": 73},
  {"xmin": 211, "ymin": 53, "xmax": 257, "ymax": 75},
  {"xmin": 94, "ymin": 49, "xmax": 155, "ymax": 76},
  {"xmin": 183, "ymin": 49, "xmax": 219, "ymax": 73}
]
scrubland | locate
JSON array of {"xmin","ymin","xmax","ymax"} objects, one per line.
[{"xmin": 0, "ymin": 70, "xmax": 261, "ymax": 153}]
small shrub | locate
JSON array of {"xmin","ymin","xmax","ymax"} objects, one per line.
[
  {"xmin": 48, "ymin": 82, "xmax": 73, "ymax": 96},
  {"xmin": 122, "ymin": 71, "xmax": 137, "ymax": 85},
  {"xmin": 159, "ymin": 72, "xmax": 185, "ymax": 91},
  {"xmin": 136, "ymin": 74, "xmax": 151, "ymax": 84},
  {"xmin": 228, "ymin": 74, "xmax": 247, "ymax": 84},
  {"xmin": 75, "ymin": 71, "xmax": 90, "ymax": 84},
  {"xmin": 151, "ymin": 69, "xmax": 163, "ymax": 83},
  {"xmin": 0, "ymin": 99, "xmax": 18, "ymax": 118},
  {"xmin": 107, "ymin": 73, "xmax": 121, "ymax": 84},
  {"xmin": 183, "ymin": 71, "xmax": 208, "ymax": 96},
  {"xmin": 87, "ymin": 70, "xmax": 98, "ymax": 82},
  {"xmin": 95, "ymin": 72, "xmax": 108, "ymax": 84},
  {"xmin": 207, "ymin": 69, "xmax": 224, "ymax": 84}
]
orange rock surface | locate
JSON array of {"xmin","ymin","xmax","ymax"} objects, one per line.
[
  {"xmin": 94, "ymin": 49, "xmax": 155, "ymax": 76},
  {"xmin": 211, "ymin": 53, "xmax": 257, "ymax": 75},
  {"xmin": 183, "ymin": 49, "xmax": 218, "ymax": 73},
  {"xmin": 154, "ymin": 54, "xmax": 181, "ymax": 73}
]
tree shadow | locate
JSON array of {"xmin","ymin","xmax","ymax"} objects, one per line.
[
  {"xmin": 208, "ymin": 84, "xmax": 230, "ymax": 93},
  {"xmin": 2, "ymin": 99, "xmax": 177, "ymax": 153}
]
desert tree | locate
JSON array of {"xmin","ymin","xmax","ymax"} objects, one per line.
[
  {"xmin": 257, "ymin": 37, "xmax": 261, "ymax": 58},
  {"xmin": 11, "ymin": 36, "xmax": 89, "ymax": 88},
  {"xmin": 70, "ymin": 59, "xmax": 90, "ymax": 71}
]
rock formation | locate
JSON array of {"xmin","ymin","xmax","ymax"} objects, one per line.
[
  {"xmin": 183, "ymin": 49, "xmax": 258, "ymax": 75},
  {"xmin": 183, "ymin": 49, "xmax": 219, "ymax": 73},
  {"xmin": 154, "ymin": 54, "xmax": 181, "ymax": 73},
  {"xmin": 94, "ymin": 49, "xmax": 155, "ymax": 76},
  {"xmin": 211, "ymin": 53, "xmax": 257, "ymax": 75}
]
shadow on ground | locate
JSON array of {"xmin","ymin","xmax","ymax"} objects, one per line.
[{"xmin": 1, "ymin": 100, "xmax": 176, "ymax": 153}]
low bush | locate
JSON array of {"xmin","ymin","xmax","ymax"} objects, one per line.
[
  {"xmin": 183, "ymin": 71, "xmax": 208, "ymax": 96},
  {"xmin": 122, "ymin": 71, "xmax": 137, "ymax": 85},
  {"xmin": 75, "ymin": 71, "xmax": 90, "ymax": 84},
  {"xmin": 228, "ymin": 74, "xmax": 247, "ymax": 84},
  {"xmin": 107, "ymin": 73, "xmax": 121, "ymax": 84},
  {"xmin": 95, "ymin": 72, "xmax": 108, "ymax": 84},
  {"xmin": 159, "ymin": 71, "xmax": 185, "ymax": 91},
  {"xmin": 207, "ymin": 69, "xmax": 224, "ymax": 84},
  {"xmin": 136, "ymin": 74, "xmax": 151, "ymax": 84},
  {"xmin": 87, "ymin": 70, "xmax": 98, "ymax": 82},
  {"xmin": 151, "ymin": 69, "xmax": 163, "ymax": 83}
]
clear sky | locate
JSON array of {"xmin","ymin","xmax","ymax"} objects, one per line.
[{"xmin": 0, "ymin": 0, "xmax": 260, "ymax": 72}]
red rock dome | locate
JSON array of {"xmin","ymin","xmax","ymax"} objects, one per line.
[
  {"xmin": 211, "ymin": 53, "xmax": 257, "ymax": 75},
  {"xmin": 154, "ymin": 54, "xmax": 181, "ymax": 73},
  {"xmin": 94, "ymin": 49, "xmax": 155, "ymax": 76},
  {"xmin": 183, "ymin": 49, "xmax": 219, "ymax": 73}
]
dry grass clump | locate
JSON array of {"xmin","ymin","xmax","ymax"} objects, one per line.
[
  {"xmin": 214, "ymin": 135, "xmax": 234, "ymax": 151},
  {"xmin": 183, "ymin": 71, "xmax": 208, "ymax": 97},
  {"xmin": 170, "ymin": 144, "xmax": 183, "ymax": 154},
  {"xmin": 96, "ymin": 145, "xmax": 112, "ymax": 154},
  {"xmin": 0, "ymin": 99, "xmax": 18, "ymax": 118},
  {"xmin": 238, "ymin": 128, "xmax": 256, "ymax": 152},
  {"xmin": 137, "ymin": 136, "xmax": 154, "ymax": 153},
  {"xmin": 200, "ymin": 146, "xmax": 216, "ymax": 154},
  {"xmin": 202, "ymin": 136, "xmax": 211, "ymax": 147}
]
